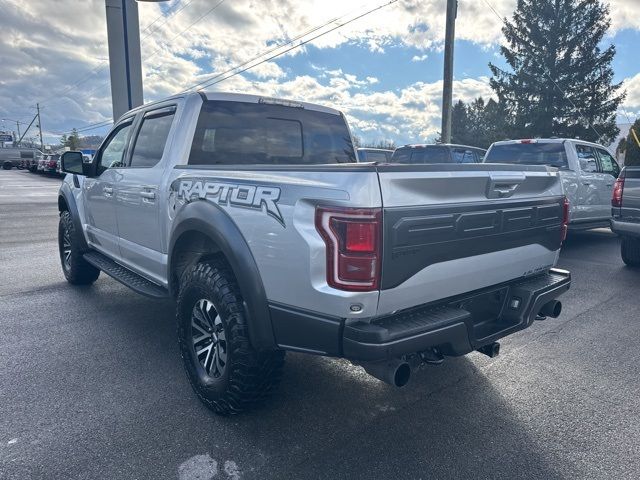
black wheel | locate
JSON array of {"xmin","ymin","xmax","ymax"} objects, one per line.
[
  {"xmin": 58, "ymin": 211, "xmax": 100, "ymax": 285},
  {"xmin": 621, "ymin": 236, "xmax": 640, "ymax": 267},
  {"xmin": 2, "ymin": 161, "xmax": 12, "ymax": 170},
  {"xmin": 177, "ymin": 259, "xmax": 285, "ymax": 415}
]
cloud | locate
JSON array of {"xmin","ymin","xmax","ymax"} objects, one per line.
[
  {"xmin": 0, "ymin": 0, "xmax": 635, "ymax": 143},
  {"xmin": 411, "ymin": 54, "xmax": 428, "ymax": 62}
]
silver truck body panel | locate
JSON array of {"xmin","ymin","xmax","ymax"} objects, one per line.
[{"xmin": 63, "ymin": 91, "xmax": 566, "ymax": 323}]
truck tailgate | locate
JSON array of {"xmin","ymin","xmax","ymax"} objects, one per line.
[{"xmin": 376, "ymin": 164, "xmax": 565, "ymax": 315}]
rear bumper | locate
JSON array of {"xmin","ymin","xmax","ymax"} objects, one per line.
[
  {"xmin": 342, "ymin": 268, "xmax": 571, "ymax": 361},
  {"xmin": 611, "ymin": 219, "xmax": 640, "ymax": 238},
  {"xmin": 269, "ymin": 269, "xmax": 571, "ymax": 361}
]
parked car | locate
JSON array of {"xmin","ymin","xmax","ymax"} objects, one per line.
[
  {"xmin": 37, "ymin": 156, "xmax": 48, "ymax": 172},
  {"xmin": 357, "ymin": 147, "xmax": 393, "ymax": 162},
  {"xmin": 42, "ymin": 154, "xmax": 60, "ymax": 174},
  {"xmin": 611, "ymin": 166, "xmax": 640, "ymax": 266},
  {"xmin": 0, "ymin": 147, "xmax": 43, "ymax": 170},
  {"xmin": 57, "ymin": 91, "xmax": 570, "ymax": 414},
  {"xmin": 484, "ymin": 139, "xmax": 620, "ymax": 230},
  {"xmin": 391, "ymin": 144, "xmax": 486, "ymax": 164}
]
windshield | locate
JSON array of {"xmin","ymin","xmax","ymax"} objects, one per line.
[
  {"xmin": 189, "ymin": 100, "xmax": 356, "ymax": 165},
  {"xmin": 485, "ymin": 142, "xmax": 568, "ymax": 168}
]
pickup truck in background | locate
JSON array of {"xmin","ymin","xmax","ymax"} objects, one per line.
[
  {"xmin": 485, "ymin": 138, "xmax": 620, "ymax": 230},
  {"xmin": 357, "ymin": 147, "xmax": 393, "ymax": 162},
  {"xmin": 57, "ymin": 92, "xmax": 571, "ymax": 415},
  {"xmin": 391, "ymin": 143, "xmax": 486, "ymax": 164},
  {"xmin": 611, "ymin": 166, "xmax": 640, "ymax": 266}
]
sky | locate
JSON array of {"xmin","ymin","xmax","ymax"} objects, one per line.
[{"xmin": 0, "ymin": 0, "xmax": 639, "ymax": 147}]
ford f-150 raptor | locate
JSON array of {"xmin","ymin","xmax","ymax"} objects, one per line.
[{"xmin": 58, "ymin": 92, "xmax": 571, "ymax": 414}]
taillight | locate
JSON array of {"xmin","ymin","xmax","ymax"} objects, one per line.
[
  {"xmin": 561, "ymin": 197, "xmax": 569, "ymax": 243},
  {"xmin": 612, "ymin": 177, "xmax": 625, "ymax": 208},
  {"xmin": 315, "ymin": 206, "xmax": 382, "ymax": 291}
]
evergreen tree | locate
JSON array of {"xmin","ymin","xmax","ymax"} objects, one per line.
[
  {"xmin": 489, "ymin": 0, "xmax": 625, "ymax": 144},
  {"xmin": 450, "ymin": 97, "xmax": 512, "ymax": 149},
  {"xmin": 66, "ymin": 128, "xmax": 80, "ymax": 150}
]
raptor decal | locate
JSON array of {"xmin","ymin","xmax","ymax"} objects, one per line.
[{"xmin": 173, "ymin": 179, "xmax": 285, "ymax": 227}]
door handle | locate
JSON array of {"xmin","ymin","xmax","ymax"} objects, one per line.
[
  {"xmin": 103, "ymin": 186, "xmax": 113, "ymax": 196},
  {"xmin": 140, "ymin": 191, "xmax": 156, "ymax": 200},
  {"xmin": 582, "ymin": 182, "xmax": 591, "ymax": 186}
]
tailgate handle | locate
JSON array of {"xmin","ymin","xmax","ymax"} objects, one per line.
[{"xmin": 487, "ymin": 174, "xmax": 525, "ymax": 199}]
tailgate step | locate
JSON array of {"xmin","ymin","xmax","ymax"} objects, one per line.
[
  {"xmin": 345, "ymin": 305, "xmax": 471, "ymax": 344},
  {"xmin": 83, "ymin": 251, "xmax": 169, "ymax": 299}
]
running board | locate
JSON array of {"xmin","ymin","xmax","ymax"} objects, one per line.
[{"xmin": 83, "ymin": 251, "xmax": 169, "ymax": 299}]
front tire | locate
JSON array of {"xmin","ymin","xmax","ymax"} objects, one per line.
[
  {"xmin": 177, "ymin": 259, "xmax": 285, "ymax": 415},
  {"xmin": 58, "ymin": 211, "xmax": 100, "ymax": 285},
  {"xmin": 621, "ymin": 236, "xmax": 640, "ymax": 267}
]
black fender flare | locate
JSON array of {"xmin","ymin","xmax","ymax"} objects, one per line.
[
  {"xmin": 58, "ymin": 181, "xmax": 89, "ymax": 251},
  {"xmin": 168, "ymin": 200, "xmax": 276, "ymax": 351}
]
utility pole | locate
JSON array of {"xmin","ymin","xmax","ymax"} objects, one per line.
[
  {"xmin": 15, "ymin": 121, "xmax": 21, "ymax": 145},
  {"xmin": 440, "ymin": 0, "xmax": 457, "ymax": 144},
  {"xmin": 36, "ymin": 103, "xmax": 44, "ymax": 151}
]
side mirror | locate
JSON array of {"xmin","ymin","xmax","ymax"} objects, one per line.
[{"xmin": 61, "ymin": 151, "xmax": 92, "ymax": 176}]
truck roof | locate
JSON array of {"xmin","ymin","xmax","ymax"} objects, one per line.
[
  {"xmin": 491, "ymin": 138, "xmax": 607, "ymax": 148},
  {"xmin": 124, "ymin": 91, "xmax": 342, "ymax": 118},
  {"xmin": 397, "ymin": 143, "xmax": 486, "ymax": 152}
]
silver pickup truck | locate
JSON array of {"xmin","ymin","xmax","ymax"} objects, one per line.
[
  {"xmin": 485, "ymin": 138, "xmax": 620, "ymax": 230},
  {"xmin": 57, "ymin": 92, "xmax": 571, "ymax": 414}
]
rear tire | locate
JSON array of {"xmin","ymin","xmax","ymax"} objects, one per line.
[
  {"xmin": 58, "ymin": 211, "xmax": 100, "ymax": 285},
  {"xmin": 621, "ymin": 236, "xmax": 640, "ymax": 267},
  {"xmin": 177, "ymin": 259, "xmax": 285, "ymax": 415}
]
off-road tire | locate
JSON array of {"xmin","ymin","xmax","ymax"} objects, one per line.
[
  {"xmin": 58, "ymin": 211, "xmax": 100, "ymax": 285},
  {"xmin": 621, "ymin": 236, "xmax": 640, "ymax": 267},
  {"xmin": 177, "ymin": 259, "xmax": 285, "ymax": 415}
]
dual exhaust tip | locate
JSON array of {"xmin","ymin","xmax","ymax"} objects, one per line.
[
  {"xmin": 363, "ymin": 359, "xmax": 412, "ymax": 388},
  {"xmin": 362, "ymin": 300, "xmax": 563, "ymax": 388}
]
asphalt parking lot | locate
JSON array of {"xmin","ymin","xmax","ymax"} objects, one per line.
[{"xmin": 1, "ymin": 168, "xmax": 639, "ymax": 480}]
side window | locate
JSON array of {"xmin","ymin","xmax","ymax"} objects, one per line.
[
  {"xmin": 575, "ymin": 144, "xmax": 598, "ymax": 173},
  {"xmin": 596, "ymin": 148, "xmax": 620, "ymax": 177},
  {"xmin": 474, "ymin": 150, "xmax": 485, "ymax": 163},
  {"xmin": 97, "ymin": 122, "xmax": 133, "ymax": 173},
  {"xmin": 452, "ymin": 148, "xmax": 465, "ymax": 163},
  {"xmin": 129, "ymin": 107, "xmax": 176, "ymax": 168}
]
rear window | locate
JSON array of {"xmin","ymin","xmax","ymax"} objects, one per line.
[
  {"xmin": 188, "ymin": 101, "xmax": 355, "ymax": 165},
  {"xmin": 390, "ymin": 146, "xmax": 451, "ymax": 164},
  {"xmin": 359, "ymin": 150, "xmax": 390, "ymax": 163},
  {"xmin": 485, "ymin": 142, "xmax": 568, "ymax": 169}
]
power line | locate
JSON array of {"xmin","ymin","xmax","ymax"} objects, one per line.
[
  {"xmin": 480, "ymin": 0, "xmax": 604, "ymax": 141},
  {"xmin": 141, "ymin": 0, "xmax": 226, "ymax": 66},
  {"xmin": 187, "ymin": 0, "xmax": 398, "ymax": 92},
  {"xmin": 49, "ymin": 0, "xmax": 395, "ymax": 137},
  {"xmin": 38, "ymin": 0, "xmax": 198, "ymax": 107},
  {"xmin": 181, "ymin": 1, "xmax": 376, "ymax": 93}
]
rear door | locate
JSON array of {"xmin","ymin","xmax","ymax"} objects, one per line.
[
  {"xmin": 574, "ymin": 144, "xmax": 603, "ymax": 222},
  {"xmin": 83, "ymin": 119, "xmax": 134, "ymax": 260},
  {"xmin": 115, "ymin": 105, "xmax": 177, "ymax": 284},
  {"xmin": 376, "ymin": 164, "xmax": 564, "ymax": 315},
  {"xmin": 594, "ymin": 146, "xmax": 620, "ymax": 219}
]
